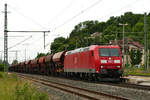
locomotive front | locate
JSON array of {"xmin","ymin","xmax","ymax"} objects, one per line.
[{"xmin": 93, "ymin": 45, "xmax": 123, "ymax": 78}]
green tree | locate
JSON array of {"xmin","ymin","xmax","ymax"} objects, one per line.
[
  {"xmin": 136, "ymin": 49, "xmax": 143, "ymax": 65},
  {"xmin": 129, "ymin": 49, "xmax": 142, "ymax": 66},
  {"xmin": 0, "ymin": 64, "xmax": 4, "ymax": 71},
  {"xmin": 12, "ymin": 60, "xmax": 18, "ymax": 65},
  {"xmin": 51, "ymin": 37, "xmax": 67, "ymax": 53},
  {"xmin": 0, "ymin": 59, "xmax": 3, "ymax": 64},
  {"xmin": 46, "ymin": 12, "xmax": 150, "ymax": 54},
  {"xmin": 36, "ymin": 53, "xmax": 46, "ymax": 58}
]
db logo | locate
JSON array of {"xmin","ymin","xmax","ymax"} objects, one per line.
[
  {"xmin": 74, "ymin": 57, "xmax": 77, "ymax": 64},
  {"xmin": 108, "ymin": 60, "xmax": 112, "ymax": 63}
]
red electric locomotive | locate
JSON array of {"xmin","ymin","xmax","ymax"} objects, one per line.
[
  {"xmin": 64, "ymin": 45, "xmax": 123, "ymax": 80},
  {"xmin": 9, "ymin": 45, "xmax": 122, "ymax": 81}
]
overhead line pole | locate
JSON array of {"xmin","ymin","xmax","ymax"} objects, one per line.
[
  {"xmin": 9, "ymin": 50, "xmax": 20, "ymax": 61},
  {"xmin": 0, "ymin": 50, "xmax": 20, "ymax": 60},
  {"xmin": 144, "ymin": 13, "xmax": 147, "ymax": 71},
  {"xmin": 7, "ymin": 30, "xmax": 50, "ymax": 49},
  {"xmin": 119, "ymin": 23, "xmax": 128, "ymax": 67},
  {"xmin": 2, "ymin": 4, "xmax": 50, "ymax": 76},
  {"xmin": 3, "ymin": 4, "xmax": 9, "ymax": 75},
  {"xmin": 7, "ymin": 31, "xmax": 50, "ymax": 33}
]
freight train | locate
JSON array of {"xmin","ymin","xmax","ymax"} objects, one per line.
[{"xmin": 9, "ymin": 45, "xmax": 123, "ymax": 81}]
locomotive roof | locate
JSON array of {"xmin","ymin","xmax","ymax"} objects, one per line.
[
  {"xmin": 66, "ymin": 46, "xmax": 90, "ymax": 55},
  {"xmin": 90, "ymin": 45, "xmax": 120, "ymax": 50},
  {"xmin": 66, "ymin": 45, "xmax": 120, "ymax": 55}
]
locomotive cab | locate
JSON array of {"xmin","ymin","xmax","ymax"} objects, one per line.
[{"xmin": 93, "ymin": 45, "xmax": 123, "ymax": 78}]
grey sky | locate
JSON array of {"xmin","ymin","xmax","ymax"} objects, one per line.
[{"xmin": 0, "ymin": 0, "xmax": 149, "ymax": 63}]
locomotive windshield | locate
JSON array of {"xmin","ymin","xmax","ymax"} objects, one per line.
[{"xmin": 99, "ymin": 48, "xmax": 120, "ymax": 57}]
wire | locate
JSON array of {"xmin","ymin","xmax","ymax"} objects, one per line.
[
  {"xmin": 100, "ymin": 0, "xmax": 140, "ymax": 20},
  {"xmin": 8, "ymin": 35, "xmax": 32, "ymax": 49},
  {"xmin": 44, "ymin": 0, "xmax": 103, "ymax": 48},
  {"xmin": 45, "ymin": 0, "xmax": 103, "ymax": 48},
  {"xmin": 50, "ymin": 0, "xmax": 103, "ymax": 32},
  {"xmin": 48, "ymin": 0, "xmax": 75, "ymax": 24},
  {"xmin": 8, "ymin": 4, "xmax": 47, "ymax": 30}
]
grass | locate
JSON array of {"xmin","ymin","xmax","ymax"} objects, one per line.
[
  {"xmin": 123, "ymin": 65, "xmax": 150, "ymax": 76},
  {"xmin": 0, "ymin": 72, "xmax": 49, "ymax": 100}
]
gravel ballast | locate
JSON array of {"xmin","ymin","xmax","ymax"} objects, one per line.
[{"xmin": 21, "ymin": 74, "xmax": 150, "ymax": 100}]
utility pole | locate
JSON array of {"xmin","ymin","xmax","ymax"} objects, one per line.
[
  {"xmin": 115, "ymin": 32, "xmax": 118, "ymax": 44},
  {"xmin": 7, "ymin": 31, "xmax": 50, "ymax": 49},
  {"xmin": 23, "ymin": 43, "xmax": 29, "ymax": 61},
  {"xmin": 44, "ymin": 32, "xmax": 46, "ymax": 49},
  {"xmin": 126, "ymin": 38, "xmax": 128, "ymax": 71},
  {"xmin": 3, "ymin": 4, "xmax": 9, "ymax": 75},
  {"xmin": 0, "ymin": 50, "xmax": 20, "ymax": 62},
  {"xmin": 119, "ymin": 23, "xmax": 128, "ymax": 67},
  {"xmin": 0, "ymin": 52, "xmax": 2, "ymax": 60},
  {"xmin": 24, "ymin": 49, "xmax": 26, "ymax": 61},
  {"xmin": 9, "ymin": 50, "xmax": 20, "ymax": 61},
  {"xmin": 144, "ymin": 13, "xmax": 147, "ymax": 71},
  {"xmin": 16, "ymin": 51, "xmax": 18, "ymax": 60},
  {"xmin": 2, "ymin": 4, "xmax": 50, "ymax": 75},
  {"xmin": 76, "ymin": 40, "xmax": 77, "ymax": 49}
]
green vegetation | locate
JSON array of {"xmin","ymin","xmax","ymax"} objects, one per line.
[
  {"xmin": 123, "ymin": 66, "xmax": 150, "ymax": 76},
  {"xmin": 0, "ymin": 59, "xmax": 4, "ymax": 72},
  {"xmin": 0, "ymin": 64, "xmax": 4, "ymax": 71},
  {"xmin": 36, "ymin": 52, "xmax": 51, "ymax": 58},
  {"xmin": 0, "ymin": 59, "xmax": 9, "ymax": 72},
  {"xmin": 35, "ymin": 11, "xmax": 150, "ymax": 75},
  {"xmin": 0, "ymin": 72, "xmax": 49, "ymax": 100},
  {"xmin": 49, "ymin": 12, "xmax": 150, "ymax": 53},
  {"xmin": 12, "ymin": 60, "xmax": 18, "ymax": 65},
  {"xmin": 129, "ymin": 49, "xmax": 142, "ymax": 66},
  {"xmin": 35, "ymin": 12, "xmax": 150, "ymax": 56}
]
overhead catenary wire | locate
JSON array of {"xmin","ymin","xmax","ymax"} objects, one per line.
[
  {"xmin": 1, "ymin": 4, "xmax": 49, "ymax": 56},
  {"xmin": 2, "ymin": 0, "xmax": 145, "ymax": 61},
  {"xmin": 46, "ymin": 0, "xmax": 140, "ymax": 49},
  {"xmin": 26, "ymin": 0, "xmax": 103, "ymax": 49},
  {"xmin": 1, "ymin": 0, "xmax": 74, "ymax": 53},
  {"xmin": 48, "ymin": 0, "xmax": 75, "ymax": 25},
  {"xmin": 8, "ymin": 4, "xmax": 48, "ymax": 30},
  {"xmin": 49, "ymin": 0, "xmax": 140, "ymax": 40},
  {"xmin": 8, "ymin": 35, "xmax": 32, "ymax": 49},
  {"xmin": 50, "ymin": 0, "xmax": 103, "ymax": 32},
  {"xmin": 44, "ymin": 0, "xmax": 103, "ymax": 48},
  {"xmin": 7, "ymin": 4, "xmax": 50, "ymax": 50},
  {"xmin": 100, "ymin": 0, "xmax": 140, "ymax": 20}
]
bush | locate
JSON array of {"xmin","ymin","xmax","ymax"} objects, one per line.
[
  {"xmin": 123, "ymin": 65, "xmax": 150, "ymax": 76},
  {"xmin": 0, "ymin": 64, "xmax": 4, "ymax": 72},
  {"xmin": 0, "ymin": 72, "xmax": 4, "ymax": 78},
  {"xmin": 0, "ymin": 72, "xmax": 49, "ymax": 100},
  {"xmin": 15, "ymin": 83, "xmax": 49, "ymax": 100}
]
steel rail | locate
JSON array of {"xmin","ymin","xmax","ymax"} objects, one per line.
[{"xmin": 17, "ymin": 73, "xmax": 128, "ymax": 100}]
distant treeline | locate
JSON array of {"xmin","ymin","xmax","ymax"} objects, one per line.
[{"xmin": 49, "ymin": 12, "xmax": 150, "ymax": 54}]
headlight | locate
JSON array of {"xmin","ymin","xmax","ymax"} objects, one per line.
[
  {"xmin": 101, "ymin": 60, "xmax": 107, "ymax": 63},
  {"xmin": 101, "ymin": 66, "xmax": 104, "ymax": 68},
  {"xmin": 116, "ymin": 66, "xmax": 120, "ymax": 68},
  {"xmin": 114, "ymin": 60, "xmax": 120, "ymax": 63}
]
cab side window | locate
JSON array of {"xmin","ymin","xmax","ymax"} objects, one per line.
[{"xmin": 91, "ymin": 51, "xmax": 94, "ymax": 56}]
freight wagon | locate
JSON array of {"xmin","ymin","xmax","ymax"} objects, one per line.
[{"xmin": 9, "ymin": 45, "xmax": 123, "ymax": 81}]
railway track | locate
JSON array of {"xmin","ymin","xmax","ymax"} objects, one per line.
[
  {"xmin": 59, "ymin": 76, "xmax": 150, "ymax": 91},
  {"xmin": 44, "ymin": 75, "xmax": 150, "ymax": 91},
  {"xmin": 106, "ymin": 82, "xmax": 150, "ymax": 91},
  {"xmin": 17, "ymin": 73, "xmax": 128, "ymax": 100},
  {"xmin": 16, "ymin": 72, "xmax": 150, "ymax": 91},
  {"xmin": 95, "ymin": 80, "xmax": 150, "ymax": 91}
]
